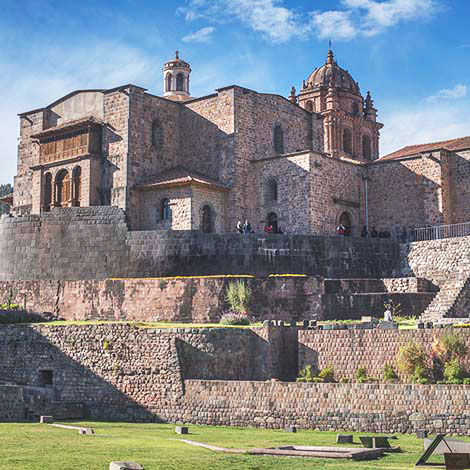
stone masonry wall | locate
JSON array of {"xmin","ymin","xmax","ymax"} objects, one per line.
[
  {"xmin": 3, "ymin": 324, "xmax": 470, "ymax": 434},
  {"xmin": 179, "ymin": 380, "xmax": 470, "ymax": 434},
  {"xmin": 0, "ymin": 207, "xmax": 401, "ymax": 280},
  {"xmin": 0, "ymin": 277, "xmax": 323, "ymax": 323},
  {"xmin": 0, "ymin": 324, "xmax": 291, "ymax": 421},
  {"xmin": 401, "ymin": 235, "xmax": 470, "ymax": 286},
  {"xmin": 298, "ymin": 328, "xmax": 470, "ymax": 380}
]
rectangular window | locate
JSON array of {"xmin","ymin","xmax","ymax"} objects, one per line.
[{"xmin": 38, "ymin": 369, "xmax": 53, "ymax": 386}]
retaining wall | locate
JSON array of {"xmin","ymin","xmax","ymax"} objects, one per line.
[
  {"xmin": 2, "ymin": 324, "xmax": 470, "ymax": 434},
  {"xmin": 0, "ymin": 207, "xmax": 401, "ymax": 280}
]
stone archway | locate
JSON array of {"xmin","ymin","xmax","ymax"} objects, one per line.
[{"xmin": 338, "ymin": 211, "xmax": 353, "ymax": 236}]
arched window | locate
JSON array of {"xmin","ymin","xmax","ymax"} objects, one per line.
[
  {"xmin": 72, "ymin": 166, "xmax": 81, "ymax": 207},
  {"xmin": 202, "ymin": 205, "xmax": 212, "ymax": 233},
  {"xmin": 305, "ymin": 100, "xmax": 313, "ymax": 112},
  {"xmin": 165, "ymin": 73, "xmax": 173, "ymax": 92},
  {"xmin": 55, "ymin": 170, "xmax": 70, "ymax": 207},
  {"xmin": 343, "ymin": 128, "xmax": 352, "ymax": 154},
  {"xmin": 176, "ymin": 73, "xmax": 184, "ymax": 92},
  {"xmin": 266, "ymin": 178, "xmax": 278, "ymax": 202},
  {"xmin": 267, "ymin": 212, "xmax": 278, "ymax": 234},
  {"xmin": 339, "ymin": 212, "xmax": 352, "ymax": 236},
  {"xmin": 274, "ymin": 125, "xmax": 284, "ymax": 154},
  {"xmin": 152, "ymin": 119, "xmax": 162, "ymax": 148},
  {"xmin": 352, "ymin": 102, "xmax": 359, "ymax": 116},
  {"xmin": 362, "ymin": 135, "xmax": 372, "ymax": 160},
  {"xmin": 161, "ymin": 198, "xmax": 172, "ymax": 220},
  {"xmin": 43, "ymin": 172, "xmax": 52, "ymax": 212}
]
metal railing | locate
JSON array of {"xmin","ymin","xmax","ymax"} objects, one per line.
[{"xmin": 410, "ymin": 221, "xmax": 470, "ymax": 242}]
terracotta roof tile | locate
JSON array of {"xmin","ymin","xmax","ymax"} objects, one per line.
[
  {"xmin": 379, "ymin": 136, "xmax": 470, "ymax": 161},
  {"xmin": 136, "ymin": 166, "xmax": 229, "ymax": 191}
]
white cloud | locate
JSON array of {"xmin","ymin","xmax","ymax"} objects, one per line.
[
  {"xmin": 178, "ymin": 0, "xmax": 440, "ymax": 42},
  {"xmin": 182, "ymin": 26, "xmax": 216, "ymax": 43},
  {"xmin": 178, "ymin": 0, "xmax": 310, "ymax": 43},
  {"xmin": 380, "ymin": 99, "xmax": 470, "ymax": 156},
  {"xmin": 426, "ymin": 84, "xmax": 468, "ymax": 102},
  {"xmin": 311, "ymin": 10, "xmax": 357, "ymax": 40}
]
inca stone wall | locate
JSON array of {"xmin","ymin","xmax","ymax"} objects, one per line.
[
  {"xmin": 180, "ymin": 380, "xmax": 470, "ymax": 434},
  {"xmin": 0, "ymin": 277, "xmax": 323, "ymax": 323},
  {"xmin": 298, "ymin": 328, "xmax": 470, "ymax": 380},
  {"xmin": 3, "ymin": 324, "xmax": 470, "ymax": 434},
  {"xmin": 0, "ymin": 324, "xmax": 295, "ymax": 421},
  {"xmin": 0, "ymin": 207, "xmax": 401, "ymax": 281}
]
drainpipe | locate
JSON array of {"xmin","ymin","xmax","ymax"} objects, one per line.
[{"xmin": 363, "ymin": 168, "xmax": 369, "ymax": 231}]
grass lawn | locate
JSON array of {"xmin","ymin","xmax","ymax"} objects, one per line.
[{"xmin": 0, "ymin": 421, "xmax": 450, "ymax": 470}]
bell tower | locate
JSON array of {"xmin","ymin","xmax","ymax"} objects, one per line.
[
  {"xmin": 297, "ymin": 50, "xmax": 383, "ymax": 161},
  {"xmin": 163, "ymin": 51, "xmax": 192, "ymax": 101}
]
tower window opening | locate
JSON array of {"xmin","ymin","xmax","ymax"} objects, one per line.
[
  {"xmin": 176, "ymin": 73, "xmax": 184, "ymax": 92},
  {"xmin": 274, "ymin": 125, "xmax": 284, "ymax": 154},
  {"xmin": 343, "ymin": 128, "xmax": 352, "ymax": 155}
]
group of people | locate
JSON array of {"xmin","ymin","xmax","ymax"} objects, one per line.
[
  {"xmin": 237, "ymin": 220, "xmax": 254, "ymax": 234},
  {"xmin": 236, "ymin": 220, "xmax": 284, "ymax": 234},
  {"xmin": 360, "ymin": 226, "xmax": 391, "ymax": 238}
]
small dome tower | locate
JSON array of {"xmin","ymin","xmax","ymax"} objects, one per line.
[{"xmin": 163, "ymin": 51, "xmax": 192, "ymax": 101}]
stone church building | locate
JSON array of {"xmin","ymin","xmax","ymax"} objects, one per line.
[{"xmin": 7, "ymin": 50, "xmax": 470, "ymax": 236}]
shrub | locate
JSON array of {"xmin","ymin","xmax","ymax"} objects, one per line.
[
  {"xmin": 318, "ymin": 365, "xmax": 335, "ymax": 383},
  {"xmin": 444, "ymin": 358, "xmax": 464, "ymax": 383},
  {"xmin": 412, "ymin": 364, "xmax": 429, "ymax": 384},
  {"xmin": 219, "ymin": 313, "xmax": 250, "ymax": 326},
  {"xmin": 225, "ymin": 280, "xmax": 252, "ymax": 314},
  {"xmin": 397, "ymin": 341, "xmax": 428, "ymax": 377},
  {"xmin": 355, "ymin": 367, "xmax": 368, "ymax": 383},
  {"xmin": 312, "ymin": 377, "xmax": 324, "ymax": 383},
  {"xmin": 384, "ymin": 363, "xmax": 398, "ymax": 382},
  {"xmin": 440, "ymin": 333, "xmax": 467, "ymax": 362},
  {"xmin": 339, "ymin": 377, "xmax": 349, "ymax": 384},
  {"xmin": 463, "ymin": 378, "xmax": 470, "ymax": 385},
  {"xmin": 297, "ymin": 365, "xmax": 315, "ymax": 383}
]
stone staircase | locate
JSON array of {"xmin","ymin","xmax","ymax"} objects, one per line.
[{"xmin": 420, "ymin": 274, "xmax": 470, "ymax": 322}]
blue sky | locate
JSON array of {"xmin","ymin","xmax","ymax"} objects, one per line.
[{"xmin": 1, "ymin": 0, "xmax": 470, "ymax": 184}]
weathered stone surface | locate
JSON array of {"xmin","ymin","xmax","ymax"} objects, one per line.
[{"xmin": 109, "ymin": 462, "xmax": 144, "ymax": 470}]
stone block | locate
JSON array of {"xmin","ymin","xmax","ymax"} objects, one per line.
[
  {"xmin": 286, "ymin": 425, "xmax": 297, "ymax": 433},
  {"xmin": 40, "ymin": 416, "xmax": 53, "ymax": 424},
  {"xmin": 416, "ymin": 430, "xmax": 428, "ymax": 439},
  {"xmin": 444, "ymin": 453, "xmax": 470, "ymax": 469},
  {"xmin": 336, "ymin": 434, "xmax": 353, "ymax": 444},
  {"xmin": 378, "ymin": 321, "xmax": 398, "ymax": 329},
  {"xmin": 109, "ymin": 462, "xmax": 144, "ymax": 470},
  {"xmin": 175, "ymin": 426, "xmax": 188, "ymax": 435}
]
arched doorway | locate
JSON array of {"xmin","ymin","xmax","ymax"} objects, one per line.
[
  {"xmin": 72, "ymin": 166, "xmax": 81, "ymax": 207},
  {"xmin": 267, "ymin": 212, "xmax": 278, "ymax": 233},
  {"xmin": 305, "ymin": 100, "xmax": 313, "ymax": 112},
  {"xmin": 339, "ymin": 212, "xmax": 352, "ymax": 236},
  {"xmin": 43, "ymin": 173, "xmax": 52, "ymax": 212},
  {"xmin": 202, "ymin": 205, "xmax": 212, "ymax": 233},
  {"xmin": 55, "ymin": 170, "xmax": 70, "ymax": 207}
]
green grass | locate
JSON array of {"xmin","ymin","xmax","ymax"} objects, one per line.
[{"xmin": 0, "ymin": 421, "xmax": 450, "ymax": 469}]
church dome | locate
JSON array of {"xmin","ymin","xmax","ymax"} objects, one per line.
[
  {"xmin": 306, "ymin": 50, "xmax": 359, "ymax": 94},
  {"xmin": 163, "ymin": 51, "xmax": 191, "ymax": 72}
]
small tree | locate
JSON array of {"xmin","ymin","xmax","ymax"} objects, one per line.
[{"xmin": 225, "ymin": 280, "xmax": 252, "ymax": 314}]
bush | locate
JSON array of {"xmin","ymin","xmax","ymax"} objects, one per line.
[
  {"xmin": 412, "ymin": 364, "xmax": 429, "ymax": 384},
  {"xmin": 463, "ymin": 378, "xmax": 470, "ymax": 385},
  {"xmin": 384, "ymin": 363, "xmax": 398, "ymax": 382},
  {"xmin": 441, "ymin": 333, "xmax": 467, "ymax": 361},
  {"xmin": 397, "ymin": 341, "xmax": 428, "ymax": 377},
  {"xmin": 444, "ymin": 358, "xmax": 464, "ymax": 383},
  {"xmin": 219, "ymin": 313, "xmax": 250, "ymax": 326},
  {"xmin": 355, "ymin": 367, "xmax": 368, "ymax": 383},
  {"xmin": 312, "ymin": 377, "xmax": 324, "ymax": 383},
  {"xmin": 318, "ymin": 365, "xmax": 335, "ymax": 383},
  {"xmin": 225, "ymin": 281, "xmax": 252, "ymax": 314},
  {"xmin": 297, "ymin": 365, "xmax": 315, "ymax": 383}
]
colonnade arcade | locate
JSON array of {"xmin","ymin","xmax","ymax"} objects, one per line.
[{"xmin": 42, "ymin": 166, "xmax": 82, "ymax": 212}]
